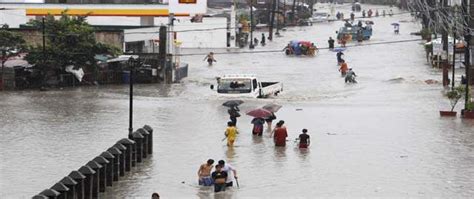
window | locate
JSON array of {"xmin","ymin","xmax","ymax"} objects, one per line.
[
  {"xmin": 217, "ymin": 79, "xmax": 252, "ymax": 93},
  {"xmin": 252, "ymin": 79, "xmax": 257, "ymax": 90}
]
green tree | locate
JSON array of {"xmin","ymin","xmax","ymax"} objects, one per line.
[
  {"xmin": 25, "ymin": 13, "xmax": 119, "ymax": 73},
  {"xmin": 1, "ymin": 29, "xmax": 26, "ymax": 90}
]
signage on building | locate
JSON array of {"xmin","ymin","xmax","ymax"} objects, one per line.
[
  {"xmin": 179, "ymin": 0, "xmax": 197, "ymax": 3},
  {"xmin": 169, "ymin": 0, "xmax": 206, "ymax": 14}
]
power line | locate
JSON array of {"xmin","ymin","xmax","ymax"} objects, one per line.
[{"xmin": 174, "ymin": 38, "xmax": 424, "ymax": 57}]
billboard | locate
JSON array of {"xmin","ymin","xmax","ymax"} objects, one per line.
[{"xmin": 169, "ymin": 0, "xmax": 206, "ymax": 14}]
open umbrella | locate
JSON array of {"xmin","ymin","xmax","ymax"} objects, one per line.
[
  {"xmin": 222, "ymin": 100, "xmax": 244, "ymax": 107},
  {"xmin": 246, "ymin": 108, "xmax": 273, "ymax": 118},
  {"xmin": 331, "ymin": 47, "xmax": 346, "ymax": 52},
  {"xmin": 262, "ymin": 103, "xmax": 282, "ymax": 112},
  {"xmin": 391, "ymin": 23, "xmax": 400, "ymax": 26}
]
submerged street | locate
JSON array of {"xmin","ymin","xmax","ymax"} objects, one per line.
[{"xmin": 1, "ymin": 4, "xmax": 474, "ymax": 198}]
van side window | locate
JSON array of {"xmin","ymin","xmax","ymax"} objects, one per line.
[{"xmin": 252, "ymin": 79, "xmax": 258, "ymax": 90}]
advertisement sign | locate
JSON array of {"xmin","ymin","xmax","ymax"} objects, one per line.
[{"xmin": 169, "ymin": 0, "xmax": 206, "ymax": 14}]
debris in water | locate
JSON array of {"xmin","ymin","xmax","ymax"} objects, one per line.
[
  {"xmin": 387, "ymin": 77, "xmax": 405, "ymax": 83},
  {"xmin": 424, "ymin": 79, "xmax": 439, "ymax": 84}
]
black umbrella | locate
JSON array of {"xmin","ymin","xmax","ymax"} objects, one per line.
[
  {"xmin": 222, "ymin": 100, "xmax": 244, "ymax": 107},
  {"xmin": 262, "ymin": 103, "xmax": 282, "ymax": 112}
]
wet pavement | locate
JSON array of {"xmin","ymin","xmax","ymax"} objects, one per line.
[{"xmin": 1, "ymin": 4, "xmax": 474, "ymax": 199}]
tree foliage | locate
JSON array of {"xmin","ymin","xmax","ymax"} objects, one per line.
[
  {"xmin": 25, "ymin": 13, "xmax": 119, "ymax": 71},
  {"xmin": 446, "ymin": 86, "xmax": 465, "ymax": 111},
  {"xmin": 0, "ymin": 29, "xmax": 26, "ymax": 62}
]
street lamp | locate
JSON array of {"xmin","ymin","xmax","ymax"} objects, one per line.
[{"xmin": 127, "ymin": 56, "xmax": 141, "ymax": 138}]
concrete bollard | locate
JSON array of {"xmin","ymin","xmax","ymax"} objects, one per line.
[
  {"xmin": 113, "ymin": 143, "xmax": 127, "ymax": 176},
  {"xmin": 78, "ymin": 166, "xmax": 96, "ymax": 199},
  {"xmin": 51, "ymin": 182, "xmax": 69, "ymax": 199},
  {"xmin": 92, "ymin": 156, "xmax": 109, "ymax": 192},
  {"xmin": 59, "ymin": 176, "xmax": 77, "ymax": 199},
  {"xmin": 86, "ymin": 161, "xmax": 102, "ymax": 198},
  {"xmin": 68, "ymin": 171, "xmax": 86, "ymax": 199},
  {"xmin": 118, "ymin": 138, "xmax": 135, "ymax": 171},
  {"xmin": 106, "ymin": 147, "xmax": 122, "ymax": 181},
  {"xmin": 99, "ymin": 151, "xmax": 115, "ymax": 187},
  {"xmin": 131, "ymin": 132, "xmax": 144, "ymax": 163},
  {"xmin": 40, "ymin": 189, "xmax": 60, "ymax": 199},
  {"xmin": 32, "ymin": 194, "xmax": 48, "ymax": 199},
  {"xmin": 143, "ymin": 125, "xmax": 153, "ymax": 154},
  {"xmin": 137, "ymin": 128, "xmax": 149, "ymax": 158}
]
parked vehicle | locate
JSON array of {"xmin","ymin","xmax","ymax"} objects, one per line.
[
  {"xmin": 352, "ymin": 2, "xmax": 362, "ymax": 12},
  {"xmin": 311, "ymin": 12, "xmax": 331, "ymax": 23},
  {"xmin": 210, "ymin": 74, "xmax": 283, "ymax": 98},
  {"xmin": 336, "ymin": 25, "xmax": 372, "ymax": 42},
  {"xmin": 297, "ymin": 19, "xmax": 312, "ymax": 26}
]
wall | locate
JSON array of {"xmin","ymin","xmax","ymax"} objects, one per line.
[
  {"xmin": 175, "ymin": 17, "xmax": 228, "ymax": 48},
  {"xmin": 0, "ymin": 9, "xmax": 29, "ymax": 28},
  {"xmin": 10, "ymin": 28, "xmax": 124, "ymax": 51},
  {"xmin": 124, "ymin": 17, "xmax": 228, "ymax": 49},
  {"xmin": 94, "ymin": 30, "xmax": 124, "ymax": 50}
]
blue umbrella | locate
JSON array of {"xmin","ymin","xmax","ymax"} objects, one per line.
[
  {"xmin": 331, "ymin": 47, "xmax": 346, "ymax": 52},
  {"xmin": 290, "ymin": 40, "xmax": 299, "ymax": 45}
]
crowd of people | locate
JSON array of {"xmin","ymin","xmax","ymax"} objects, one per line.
[
  {"xmin": 336, "ymin": 51, "xmax": 357, "ymax": 83},
  {"xmin": 338, "ymin": 8, "xmax": 393, "ymax": 21},
  {"xmin": 191, "ymin": 5, "xmax": 394, "ymax": 196},
  {"xmin": 193, "ymin": 105, "xmax": 312, "ymax": 193},
  {"xmin": 197, "ymin": 159, "xmax": 238, "ymax": 193},
  {"xmin": 283, "ymin": 41, "xmax": 319, "ymax": 56}
]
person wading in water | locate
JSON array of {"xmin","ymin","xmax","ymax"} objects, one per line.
[
  {"xmin": 298, "ymin": 129, "xmax": 310, "ymax": 148},
  {"xmin": 272, "ymin": 120, "xmax": 288, "ymax": 147},
  {"xmin": 197, "ymin": 159, "xmax": 214, "ymax": 186}
]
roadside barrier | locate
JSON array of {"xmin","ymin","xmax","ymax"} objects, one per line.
[{"xmin": 33, "ymin": 125, "xmax": 154, "ymax": 198}]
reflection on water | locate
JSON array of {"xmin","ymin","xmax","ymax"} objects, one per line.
[
  {"xmin": 273, "ymin": 146, "xmax": 287, "ymax": 166},
  {"xmin": 251, "ymin": 135, "xmax": 263, "ymax": 144},
  {"xmin": 225, "ymin": 147, "xmax": 236, "ymax": 160},
  {"xmin": 296, "ymin": 147, "xmax": 310, "ymax": 162}
]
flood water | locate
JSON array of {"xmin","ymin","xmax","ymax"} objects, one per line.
[{"xmin": 1, "ymin": 4, "xmax": 474, "ymax": 198}]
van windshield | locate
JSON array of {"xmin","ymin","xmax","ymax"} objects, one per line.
[{"xmin": 217, "ymin": 79, "xmax": 252, "ymax": 93}]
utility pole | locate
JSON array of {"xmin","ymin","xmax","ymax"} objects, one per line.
[
  {"xmin": 283, "ymin": 0, "xmax": 286, "ymax": 26},
  {"xmin": 452, "ymin": 26, "xmax": 456, "ymax": 90},
  {"xmin": 276, "ymin": 0, "xmax": 280, "ymax": 36},
  {"xmin": 462, "ymin": 0, "xmax": 471, "ymax": 111},
  {"xmin": 1, "ymin": 50, "xmax": 5, "ymax": 91},
  {"xmin": 249, "ymin": 0, "xmax": 255, "ymax": 49},
  {"xmin": 269, "ymin": 0, "xmax": 277, "ymax": 41},
  {"xmin": 441, "ymin": 0, "xmax": 449, "ymax": 87},
  {"xmin": 159, "ymin": 25, "xmax": 167, "ymax": 83},
  {"xmin": 292, "ymin": 0, "xmax": 296, "ymax": 24},
  {"xmin": 128, "ymin": 57, "xmax": 135, "ymax": 139},
  {"xmin": 166, "ymin": 13, "xmax": 176, "ymax": 83},
  {"xmin": 41, "ymin": 17, "xmax": 46, "ymax": 90}
]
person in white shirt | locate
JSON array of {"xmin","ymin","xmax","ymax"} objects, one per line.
[{"xmin": 218, "ymin": 160, "xmax": 237, "ymax": 187}]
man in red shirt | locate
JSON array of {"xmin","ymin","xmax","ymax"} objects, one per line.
[{"xmin": 273, "ymin": 120, "xmax": 288, "ymax": 146}]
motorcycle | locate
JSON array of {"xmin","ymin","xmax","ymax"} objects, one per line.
[{"xmin": 345, "ymin": 75, "xmax": 357, "ymax": 83}]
